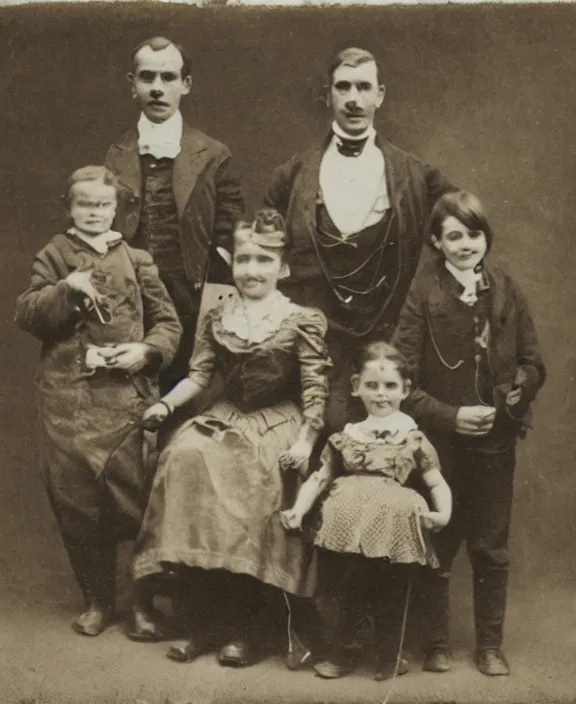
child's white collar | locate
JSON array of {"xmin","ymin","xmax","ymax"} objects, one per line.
[
  {"xmin": 69, "ymin": 228, "xmax": 123, "ymax": 255},
  {"xmin": 445, "ymin": 260, "xmax": 483, "ymax": 306}
]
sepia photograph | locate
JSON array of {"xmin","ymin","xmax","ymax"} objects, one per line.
[{"xmin": 0, "ymin": 2, "xmax": 574, "ymax": 703}]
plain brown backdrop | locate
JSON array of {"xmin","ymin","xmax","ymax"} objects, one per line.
[{"xmin": 1, "ymin": 3, "xmax": 574, "ymax": 608}]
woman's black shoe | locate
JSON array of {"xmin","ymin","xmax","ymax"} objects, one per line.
[{"xmin": 218, "ymin": 639, "xmax": 255, "ymax": 667}]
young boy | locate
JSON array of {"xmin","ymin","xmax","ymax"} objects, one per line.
[
  {"xmin": 14, "ymin": 166, "xmax": 181, "ymax": 638},
  {"xmin": 393, "ymin": 190, "xmax": 546, "ymax": 677}
]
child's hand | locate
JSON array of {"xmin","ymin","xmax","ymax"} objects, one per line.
[
  {"xmin": 142, "ymin": 402, "xmax": 172, "ymax": 431},
  {"xmin": 66, "ymin": 268, "xmax": 103, "ymax": 304},
  {"xmin": 280, "ymin": 509, "xmax": 304, "ymax": 531},
  {"xmin": 279, "ymin": 439, "xmax": 313, "ymax": 477},
  {"xmin": 455, "ymin": 405, "xmax": 496, "ymax": 436},
  {"xmin": 105, "ymin": 343, "xmax": 150, "ymax": 373},
  {"xmin": 506, "ymin": 387, "xmax": 523, "ymax": 406},
  {"xmin": 420, "ymin": 511, "xmax": 450, "ymax": 532}
]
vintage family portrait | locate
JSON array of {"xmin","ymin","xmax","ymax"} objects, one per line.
[{"xmin": 0, "ymin": 2, "xmax": 574, "ymax": 703}]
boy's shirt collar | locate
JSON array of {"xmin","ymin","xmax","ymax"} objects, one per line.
[
  {"xmin": 444, "ymin": 260, "xmax": 490, "ymax": 305},
  {"xmin": 137, "ymin": 110, "xmax": 183, "ymax": 159},
  {"xmin": 69, "ymin": 228, "xmax": 123, "ymax": 255}
]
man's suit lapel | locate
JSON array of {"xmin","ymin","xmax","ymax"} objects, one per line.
[
  {"xmin": 296, "ymin": 139, "xmax": 328, "ymax": 246},
  {"xmin": 106, "ymin": 129, "xmax": 141, "ymax": 238},
  {"xmin": 376, "ymin": 134, "xmax": 408, "ymax": 212},
  {"xmin": 109, "ymin": 129, "xmax": 141, "ymax": 195},
  {"xmin": 173, "ymin": 123, "xmax": 210, "ymax": 217}
]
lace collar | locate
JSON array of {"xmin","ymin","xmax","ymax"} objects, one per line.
[{"xmin": 219, "ymin": 290, "xmax": 296, "ymax": 344}]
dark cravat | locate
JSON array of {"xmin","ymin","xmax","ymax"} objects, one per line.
[{"xmin": 335, "ymin": 135, "xmax": 369, "ymax": 158}]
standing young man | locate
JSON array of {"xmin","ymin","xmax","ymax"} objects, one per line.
[{"xmin": 105, "ymin": 36, "xmax": 244, "ymax": 391}]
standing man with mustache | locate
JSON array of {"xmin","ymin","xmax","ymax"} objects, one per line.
[
  {"xmin": 105, "ymin": 36, "xmax": 244, "ymax": 393},
  {"xmin": 266, "ymin": 47, "xmax": 455, "ymax": 435},
  {"xmin": 266, "ymin": 47, "xmax": 456, "ymax": 674}
]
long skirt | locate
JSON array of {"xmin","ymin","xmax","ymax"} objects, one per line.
[{"xmin": 133, "ymin": 399, "xmax": 317, "ymax": 597}]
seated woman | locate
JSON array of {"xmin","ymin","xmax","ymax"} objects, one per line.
[{"xmin": 132, "ymin": 209, "xmax": 332, "ymax": 668}]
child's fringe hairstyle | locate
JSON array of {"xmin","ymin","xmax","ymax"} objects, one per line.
[
  {"xmin": 352, "ymin": 341, "xmax": 411, "ymax": 382},
  {"xmin": 67, "ymin": 166, "xmax": 119, "ymax": 203},
  {"xmin": 428, "ymin": 190, "xmax": 494, "ymax": 252}
]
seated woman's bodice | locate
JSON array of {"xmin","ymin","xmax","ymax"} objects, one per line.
[{"xmin": 216, "ymin": 344, "xmax": 301, "ymax": 413}]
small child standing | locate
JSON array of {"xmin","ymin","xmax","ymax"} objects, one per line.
[
  {"xmin": 393, "ymin": 190, "xmax": 546, "ymax": 676},
  {"xmin": 281, "ymin": 341, "xmax": 452, "ymax": 680},
  {"xmin": 15, "ymin": 166, "xmax": 181, "ymax": 638}
]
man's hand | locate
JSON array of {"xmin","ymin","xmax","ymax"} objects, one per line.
[
  {"xmin": 455, "ymin": 405, "xmax": 496, "ymax": 436},
  {"xmin": 105, "ymin": 343, "xmax": 150, "ymax": 373}
]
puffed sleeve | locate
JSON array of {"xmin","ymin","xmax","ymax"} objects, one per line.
[
  {"xmin": 131, "ymin": 248, "xmax": 183, "ymax": 372},
  {"xmin": 314, "ymin": 433, "xmax": 345, "ymax": 486},
  {"xmin": 186, "ymin": 309, "xmax": 219, "ymax": 389},
  {"xmin": 294, "ymin": 307, "xmax": 332, "ymax": 430},
  {"xmin": 14, "ymin": 242, "xmax": 81, "ymax": 341},
  {"xmin": 409, "ymin": 430, "xmax": 442, "ymax": 476}
]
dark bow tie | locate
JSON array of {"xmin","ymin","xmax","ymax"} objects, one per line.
[{"xmin": 335, "ymin": 135, "xmax": 368, "ymax": 158}]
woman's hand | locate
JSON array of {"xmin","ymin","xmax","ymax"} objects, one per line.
[
  {"xmin": 455, "ymin": 405, "xmax": 496, "ymax": 436},
  {"xmin": 420, "ymin": 511, "xmax": 450, "ymax": 532},
  {"xmin": 280, "ymin": 509, "xmax": 304, "ymax": 531},
  {"xmin": 279, "ymin": 439, "xmax": 313, "ymax": 477},
  {"xmin": 142, "ymin": 401, "xmax": 172, "ymax": 431}
]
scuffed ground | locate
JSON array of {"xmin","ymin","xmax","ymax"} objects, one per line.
[{"xmin": 2, "ymin": 523, "xmax": 575, "ymax": 704}]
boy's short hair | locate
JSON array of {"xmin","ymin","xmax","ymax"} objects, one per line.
[
  {"xmin": 130, "ymin": 36, "xmax": 191, "ymax": 79},
  {"xmin": 328, "ymin": 47, "xmax": 383, "ymax": 85},
  {"xmin": 429, "ymin": 190, "xmax": 494, "ymax": 252},
  {"xmin": 67, "ymin": 166, "xmax": 119, "ymax": 203}
]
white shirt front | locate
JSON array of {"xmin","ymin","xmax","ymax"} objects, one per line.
[
  {"xmin": 137, "ymin": 110, "xmax": 183, "ymax": 160},
  {"xmin": 319, "ymin": 122, "xmax": 390, "ymax": 239}
]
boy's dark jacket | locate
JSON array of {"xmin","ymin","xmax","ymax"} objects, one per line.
[{"xmin": 393, "ymin": 257, "xmax": 546, "ymax": 440}]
